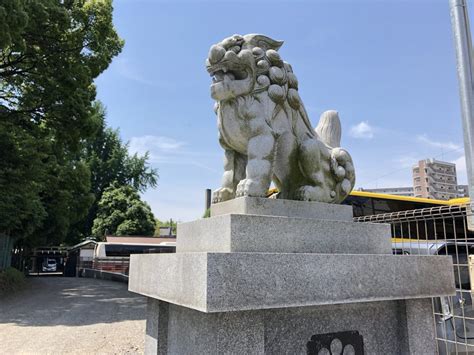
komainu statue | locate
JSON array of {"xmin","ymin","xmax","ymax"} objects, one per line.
[{"xmin": 207, "ymin": 34, "xmax": 355, "ymax": 204}]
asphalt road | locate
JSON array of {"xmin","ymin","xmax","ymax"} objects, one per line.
[{"xmin": 0, "ymin": 277, "xmax": 146, "ymax": 354}]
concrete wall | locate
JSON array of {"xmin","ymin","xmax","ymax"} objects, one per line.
[{"xmin": 81, "ymin": 268, "xmax": 128, "ymax": 284}]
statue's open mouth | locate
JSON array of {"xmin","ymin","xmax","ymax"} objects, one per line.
[
  {"xmin": 207, "ymin": 52, "xmax": 254, "ymax": 100},
  {"xmin": 208, "ymin": 63, "xmax": 248, "ymax": 86}
]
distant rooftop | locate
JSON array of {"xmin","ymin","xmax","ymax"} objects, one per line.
[
  {"xmin": 412, "ymin": 158, "xmax": 456, "ymax": 168},
  {"xmin": 106, "ymin": 235, "xmax": 176, "ymax": 244}
]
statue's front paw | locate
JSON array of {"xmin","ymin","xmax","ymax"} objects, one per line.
[
  {"xmin": 212, "ymin": 187, "xmax": 234, "ymax": 203},
  {"xmin": 235, "ymin": 179, "xmax": 267, "ymax": 198}
]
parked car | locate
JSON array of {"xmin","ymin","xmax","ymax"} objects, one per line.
[{"xmin": 41, "ymin": 258, "xmax": 57, "ymax": 272}]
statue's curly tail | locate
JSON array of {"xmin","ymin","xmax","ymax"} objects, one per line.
[{"xmin": 315, "ymin": 110, "xmax": 341, "ymax": 148}]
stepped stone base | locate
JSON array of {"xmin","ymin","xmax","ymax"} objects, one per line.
[
  {"xmin": 129, "ymin": 252, "xmax": 453, "ymax": 313},
  {"xmin": 129, "ymin": 197, "xmax": 456, "ymax": 354},
  {"xmin": 177, "ymin": 214, "xmax": 392, "ymax": 254},
  {"xmin": 210, "ymin": 197, "xmax": 354, "ymax": 220}
]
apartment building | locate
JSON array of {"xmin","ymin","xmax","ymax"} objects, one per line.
[{"xmin": 412, "ymin": 159, "xmax": 458, "ymax": 200}]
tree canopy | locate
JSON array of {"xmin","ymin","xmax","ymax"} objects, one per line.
[
  {"xmin": 0, "ymin": 119, "xmax": 46, "ymax": 238},
  {"xmin": 92, "ymin": 184, "xmax": 156, "ymax": 238},
  {"xmin": 1, "ymin": 0, "xmax": 123, "ymax": 150},
  {"xmin": 0, "ymin": 0, "xmax": 123, "ymax": 248}
]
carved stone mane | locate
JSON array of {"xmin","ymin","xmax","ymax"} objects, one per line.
[{"xmin": 207, "ymin": 34, "xmax": 355, "ymax": 204}]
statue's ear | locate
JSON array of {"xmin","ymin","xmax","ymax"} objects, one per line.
[{"xmin": 242, "ymin": 34, "xmax": 284, "ymax": 51}]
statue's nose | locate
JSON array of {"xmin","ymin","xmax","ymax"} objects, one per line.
[{"xmin": 208, "ymin": 45, "xmax": 225, "ymax": 65}]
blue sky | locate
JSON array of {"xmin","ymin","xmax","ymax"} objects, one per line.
[{"xmin": 96, "ymin": 0, "xmax": 470, "ymax": 222}]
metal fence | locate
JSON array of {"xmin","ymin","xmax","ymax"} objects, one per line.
[{"xmin": 355, "ymin": 204, "xmax": 474, "ymax": 354}]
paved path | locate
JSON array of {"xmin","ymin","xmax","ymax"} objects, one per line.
[{"xmin": 0, "ymin": 277, "xmax": 146, "ymax": 354}]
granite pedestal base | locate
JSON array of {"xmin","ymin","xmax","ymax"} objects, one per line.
[
  {"xmin": 145, "ymin": 298, "xmax": 435, "ymax": 355},
  {"xmin": 129, "ymin": 197, "xmax": 456, "ymax": 354}
]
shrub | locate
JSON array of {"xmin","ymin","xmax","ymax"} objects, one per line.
[{"xmin": 0, "ymin": 267, "xmax": 26, "ymax": 294}]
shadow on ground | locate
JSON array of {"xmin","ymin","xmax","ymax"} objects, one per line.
[{"xmin": 0, "ymin": 277, "xmax": 146, "ymax": 327}]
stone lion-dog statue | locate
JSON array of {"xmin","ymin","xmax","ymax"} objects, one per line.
[{"xmin": 207, "ymin": 34, "xmax": 355, "ymax": 204}]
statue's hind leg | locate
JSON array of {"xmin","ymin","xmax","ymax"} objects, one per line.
[
  {"xmin": 294, "ymin": 138, "xmax": 328, "ymax": 201},
  {"xmin": 271, "ymin": 132, "xmax": 299, "ymax": 199},
  {"xmin": 295, "ymin": 185, "xmax": 332, "ymax": 202},
  {"xmin": 294, "ymin": 138, "xmax": 354, "ymax": 203}
]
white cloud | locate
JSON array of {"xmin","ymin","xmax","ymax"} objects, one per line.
[
  {"xmin": 112, "ymin": 56, "xmax": 187, "ymax": 89},
  {"xmin": 395, "ymin": 156, "xmax": 419, "ymax": 168},
  {"xmin": 128, "ymin": 135, "xmax": 221, "ymax": 174},
  {"xmin": 114, "ymin": 57, "xmax": 157, "ymax": 86},
  {"xmin": 416, "ymin": 134, "xmax": 461, "ymax": 151},
  {"xmin": 129, "ymin": 135, "xmax": 186, "ymax": 162},
  {"xmin": 349, "ymin": 121, "xmax": 374, "ymax": 139}
]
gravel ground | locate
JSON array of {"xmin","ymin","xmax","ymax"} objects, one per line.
[{"xmin": 0, "ymin": 277, "xmax": 146, "ymax": 354}]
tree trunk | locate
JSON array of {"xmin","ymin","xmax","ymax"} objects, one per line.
[{"xmin": 0, "ymin": 234, "xmax": 14, "ymax": 271}]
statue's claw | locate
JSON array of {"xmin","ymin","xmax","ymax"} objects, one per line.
[
  {"xmin": 212, "ymin": 187, "xmax": 234, "ymax": 203},
  {"xmin": 295, "ymin": 186, "xmax": 311, "ymax": 201},
  {"xmin": 235, "ymin": 178, "xmax": 267, "ymax": 198}
]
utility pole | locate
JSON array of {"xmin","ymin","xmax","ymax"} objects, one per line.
[
  {"xmin": 450, "ymin": 0, "xmax": 474, "ymax": 225},
  {"xmin": 205, "ymin": 188, "xmax": 212, "ymax": 211}
]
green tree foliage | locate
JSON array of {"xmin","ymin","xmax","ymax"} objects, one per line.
[
  {"xmin": 1, "ymin": 0, "xmax": 124, "ymax": 150},
  {"xmin": 92, "ymin": 184, "xmax": 156, "ymax": 239},
  {"xmin": 0, "ymin": 0, "xmax": 123, "ymax": 257},
  {"xmin": 154, "ymin": 219, "xmax": 177, "ymax": 236},
  {"xmin": 34, "ymin": 159, "xmax": 95, "ymax": 246},
  {"xmin": 202, "ymin": 208, "xmax": 211, "ymax": 218},
  {"xmin": 0, "ymin": 119, "xmax": 46, "ymax": 238},
  {"xmin": 67, "ymin": 103, "xmax": 158, "ymax": 243},
  {"xmin": 0, "ymin": 267, "xmax": 26, "ymax": 295}
]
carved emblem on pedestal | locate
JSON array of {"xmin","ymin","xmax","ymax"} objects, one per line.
[{"xmin": 306, "ymin": 331, "xmax": 364, "ymax": 355}]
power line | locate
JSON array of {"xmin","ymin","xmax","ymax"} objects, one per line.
[{"xmin": 358, "ymin": 147, "xmax": 465, "ymax": 187}]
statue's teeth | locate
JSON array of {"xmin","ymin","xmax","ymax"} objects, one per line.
[{"xmin": 215, "ymin": 71, "xmax": 224, "ymax": 81}]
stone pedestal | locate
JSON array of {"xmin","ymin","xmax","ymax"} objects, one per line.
[{"xmin": 129, "ymin": 197, "xmax": 455, "ymax": 354}]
